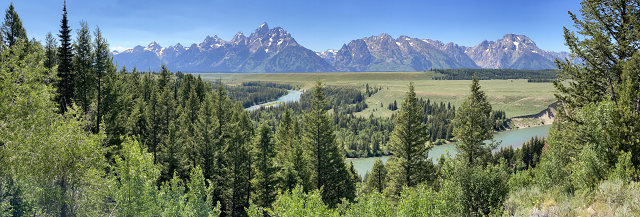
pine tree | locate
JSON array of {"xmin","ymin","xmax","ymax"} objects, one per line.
[
  {"xmin": 100, "ymin": 54, "xmax": 123, "ymax": 149},
  {"xmin": 303, "ymin": 79, "xmax": 355, "ymax": 207},
  {"xmin": 275, "ymin": 109, "xmax": 312, "ymax": 193},
  {"xmin": 366, "ymin": 158, "xmax": 387, "ymax": 193},
  {"xmin": 453, "ymin": 75, "xmax": 496, "ymax": 165},
  {"xmin": 390, "ymin": 82, "xmax": 432, "ymax": 187},
  {"xmin": 145, "ymin": 80, "xmax": 162, "ymax": 164},
  {"xmin": 93, "ymin": 26, "xmax": 110, "ymax": 133},
  {"xmin": 178, "ymin": 86, "xmax": 200, "ymax": 175},
  {"xmin": 251, "ymin": 122, "xmax": 279, "ymax": 209},
  {"xmin": 73, "ymin": 21, "xmax": 93, "ymax": 113},
  {"xmin": 56, "ymin": 1, "xmax": 74, "ymax": 113},
  {"xmin": 386, "ymin": 81, "xmax": 432, "ymax": 196},
  {"xmin": 230, "ymin": 106, "xmax": 253, "ymax": 216},
  {"xmin": 44, "ymin": 32, "xmax": 58, "ymax": 73},
  {"xmin": 553, "ymin": 0, "xmax": 640, "ymax": 167},
  {"xmin": 211, "ymin": 79, "xmax": 233, "ymax": 213},
  {"xmin": 194, "ymin": 89, "xmax": 217, "ymax": 184},
  {"xmin": 1, "ymin": 3, "xmax": 27, "ymax": 47}
]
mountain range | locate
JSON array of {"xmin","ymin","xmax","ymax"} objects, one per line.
[{"xmin": 112, "ymin": 23, "xmax": 575, "ymax": 72}]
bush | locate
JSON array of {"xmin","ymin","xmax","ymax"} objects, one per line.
[{"xmin": 438, "ymin": 156, "xmax": 511, "ymax": 216}]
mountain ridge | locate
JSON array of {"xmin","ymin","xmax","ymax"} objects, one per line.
[{"xmin": 112, "ymin": 23, "xmax": 575, "ymax": 72}]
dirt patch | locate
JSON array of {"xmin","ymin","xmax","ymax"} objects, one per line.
[{"xmin": 510, "ymin": 101, "xmax": 559, "ymax": 128}]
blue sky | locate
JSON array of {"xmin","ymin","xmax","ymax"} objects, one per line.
[{"xmin": 8, "ymin": 0, "xmax": 581, "ymax": 52}]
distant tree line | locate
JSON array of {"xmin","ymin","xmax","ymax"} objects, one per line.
[
  {"xmin": 222, "ymin": 84, "xmax": 289, "ymax": 108},
  {"xmin": 241, "ymin": 81, "xmax": 294, "ymax": 90},
  {"xmin": 431, "ymin": 68, "xmax": 558, "ymax": 80},
  {"xmin": 527, "ymin": 78, "xmax": 554, "ymax": 83}
]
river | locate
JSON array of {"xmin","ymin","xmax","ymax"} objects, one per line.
[
  {"xmin": 245, "ymin": 90, "xmax": 555, "ymax": 178},
  {"xmin": 347, "ymin": 124, "xmax": 553, "ymax": 177},
  {"xmin": 246, "ymin": 90, "xmax": 302, "ymax": 111}
]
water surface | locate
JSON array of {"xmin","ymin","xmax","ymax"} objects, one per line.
[
  {"xmin": 347, "ymin": 124, "xmax": 553, "ymax": 177},
  {"xmin": 246, "ymin": 90, "xmax": 302, "ymax": 111}
]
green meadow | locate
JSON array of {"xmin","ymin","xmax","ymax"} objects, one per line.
[{"xmin": 195, "ymin": 71, "xmax": 557, "ymax": 118}]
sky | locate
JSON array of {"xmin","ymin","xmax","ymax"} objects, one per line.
[{"xmin": 7, "ymin": 0, "xmax": 582, "ymax": 53}]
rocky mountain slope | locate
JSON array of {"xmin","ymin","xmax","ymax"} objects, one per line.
[
  {"xmin": 463, "ymin": 34, "xmax": 556, "ymax": 69},
  {"xmin": 112, "ymin": 23, "xmax": 334, "ymax": 72},
  {"xmin": 112, "ymin": 24, "xmax": 573, "ymax": 72}
]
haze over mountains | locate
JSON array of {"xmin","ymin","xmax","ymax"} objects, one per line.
[{"xmin": 112, "ymin": 23, "xmax": 574, "ymax": 72}]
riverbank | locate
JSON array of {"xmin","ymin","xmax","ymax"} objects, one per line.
[{"xmin": 508, "ymin": 101, "xmax": 559, "ymax": 129}]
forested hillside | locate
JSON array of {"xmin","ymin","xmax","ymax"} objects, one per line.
[{"xmin": 1, "ymin": 0, "xmax": 640, "ymax": 216}]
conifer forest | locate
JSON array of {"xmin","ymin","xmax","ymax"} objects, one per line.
[{"xmin": 1, "ymin": 1, "xmax": 640, "ymax": 216}]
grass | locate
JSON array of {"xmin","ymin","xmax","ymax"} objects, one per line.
[
  {"xmin": 194, "ymin": 72, "xmax": 557, "ymax": 118},
  {"xmin": 503, "ymin": 180, "xmax": 640, "ymax": 216}
]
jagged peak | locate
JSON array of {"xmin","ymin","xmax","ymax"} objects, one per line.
[
  {"xmin": 231, "ymin": 32, "xmax": 246, "ymax": 42},
  {"xmin": 502, "ymin": 33, "xmax": 530, "ymax": 41},
  {"xmin": 255, "ymin": 22, "xmax": 269, "ymax": 35}
]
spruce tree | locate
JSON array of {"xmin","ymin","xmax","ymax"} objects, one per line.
[
  {"xmin": 230, "ymin": 106, "xmax": 253, "ymax": 216},
  {"xmin": 251, "ymin": 122, "xmax": 278, "ymax": 209},
  {"xmin": 194, "ymin": 89, "xmax": 217, "ymax": 184},
  {"xmin": 387, "ymin": 81, "xmax": 431, "ymax": 189},
  {"xmin": 56, "ymin": 1, "xmax": 74, "ymax": 113},
  {"xmin": 303, "ymin": 79, "xmax": 355, "ymax": 207},
  {"xmin": 366, "ymin": 158, "xmax": 387, "ymax": 193},
  {"xmin": 1, "ymin": 3, "xmax": 27, "ymax": 47},
  {"xmin": 73, "ymin": 21, "xmax": 93, "ymax": 113},
  {"xmin": 211, "ymin": 79, "xmax": 233, "ymax": 213},
  {"xmin": 44, "ymin": 32, "xmax": 58, "ymax": 73},
  {"xmin": 93, "ymin": 26, "xmax": 110, "ymax": 133},
  {"xmin": 144, "ymin": 80, "xmax": 162, "ymax": 164},
  {"xmin": 276, "ymin": 108, "xmax": 312, "ymax": 192},
  {"xmin": 453, "ymin": 75, "xmax": 496, "ymax": 165},
  {"xmin": 178, "ymin": 86, "xmax": 200, "ymax": 174}
]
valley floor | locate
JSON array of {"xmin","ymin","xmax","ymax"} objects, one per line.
[{"xmin": 196, "ymin": 71, "xmax": 558, "ymax": 118}]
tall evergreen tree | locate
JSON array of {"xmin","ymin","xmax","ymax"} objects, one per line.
[
  {"xmin": 453, "ymin": 75, "xmax": 496, "ymax": 165},
  {"xmin": 194, "ymin": 89, "xmax": 217, "ymax": 185},
  {"xmin": 230, "ymin": 106, "xmax": 253, "ymax": 216},
  {"xmin": 211, "ymin": 79, "xmax": 233, "ymax": 213},
  {"xmin": 276, "ymin": 108, "xmax": 312, "ymax": 192},
  {"xmin": 387, "ymin": 82, "xmax": 432, "ymax": 188},
  {"xmin": 1, "ymin": 3, "xmax": 27, "ymax": 48},
  {"xmin": 251, "ymin": 122, "xmax": 278, "ymax": 210},
  {"xmin": 303, "ymin": 79, "xmax": 355, "ymax": 207},
  {"xmin": 178, "ymin": 86, "xmax": 200, "ymax": 175},
  {"xmin": 44, "ymin": 32, "xmax": 58, "ymax": 72},
  {"xmin": 553, "ymin": 0, "xmax": 640, "ymax": 167},
  {"xmin": 56, "ymin": 1, "xmax": 74, "ymax": 113},
  {"xmin": 73, "ymin": 21, "xmax": 93, "ymax": 113},
  {"xmin": 93, "ymin": 26, "xmax": 110, "ymax": 133},
  {"xmin": 366, "ymin": 158, "xmax": 387, "ymax": 193}
]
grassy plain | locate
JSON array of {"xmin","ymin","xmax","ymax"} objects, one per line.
[{"xmin": 195, "ymin": 72, "xmax": 557, "ymax": 118}]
